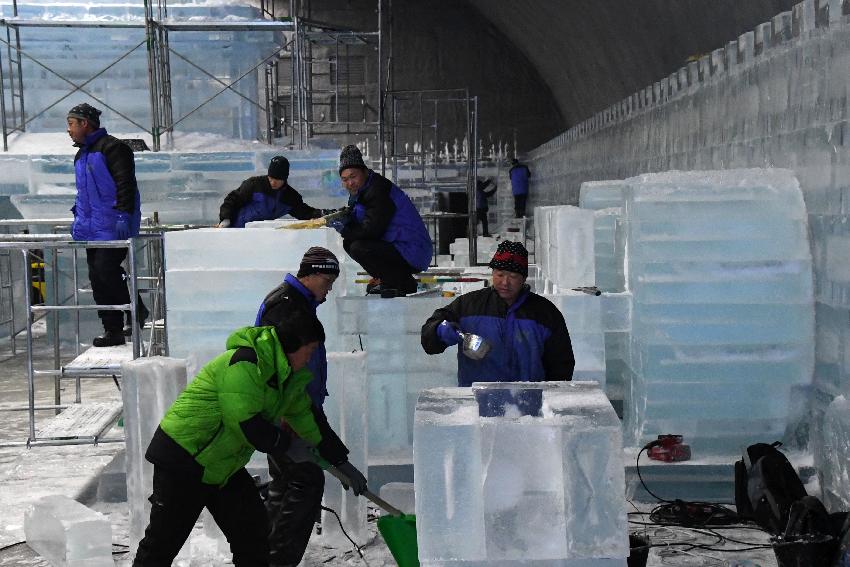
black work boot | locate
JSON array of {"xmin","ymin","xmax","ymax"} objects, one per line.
[{"xmin": 93, "ymin": 330, "xmax": 126, "ymax": 347}]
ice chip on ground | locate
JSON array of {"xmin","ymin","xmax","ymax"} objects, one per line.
[{"xmin": 25, "ymin": 495, "xmax": 113, "ymax": 567}]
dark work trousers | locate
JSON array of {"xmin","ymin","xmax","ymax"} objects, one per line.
[
  {"xmin": 133, "ymin": 466, "xmax": 269, "ymax": 567},
  {"xmin": 343, "ymin": 238, "xmax": 418, "ymax": 294},
  {"xmin": 86, "ymin": 247, "xmax": 147, "ymax": 332},
  {"xmin": 266, "ymin": 455, "xmax": 325, "ymax": 566},
  {"xmin": 514, "ymin": 194, "xmax": 528, "ymax": 218},
  {"xmin": 476, "ymin": 208, "xmax": 490, "ymax": 237}
]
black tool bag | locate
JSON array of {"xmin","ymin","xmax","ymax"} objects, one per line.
[{"xmin": 735, "ymin": 441, "xmax": 808, "ymax": 534}]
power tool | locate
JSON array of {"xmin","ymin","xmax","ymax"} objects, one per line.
[{"xmin": 646, "ymin": 434, "xmax": 691, "ymax": 462}]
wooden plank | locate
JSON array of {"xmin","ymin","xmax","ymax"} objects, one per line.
[{"xmin": 36, "ymin": 402, "xmax": 122, "ymax": 439}]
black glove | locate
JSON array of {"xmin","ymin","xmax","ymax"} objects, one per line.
[
  {"xmin": 319, "ymin": 208, "xmax": 338, "ymax": 217},
  {"xmin": 335, "ymin": 461, "xmax": 368, "ymax": 496}
]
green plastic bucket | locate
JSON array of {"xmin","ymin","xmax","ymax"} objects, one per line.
[{"xmin": 377, "ymin": 513, "xmax": 419, "ymax": 567}]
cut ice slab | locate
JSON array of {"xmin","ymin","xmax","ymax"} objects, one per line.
[{"xmin": 25, "ymin": 495, "xmax": 113, "ymax": 567}]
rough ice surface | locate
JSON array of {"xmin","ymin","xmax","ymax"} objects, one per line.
[
  {"xmin": 336, "ymin": 296, "xmax": 457, "ymax": 462},
  {"xmin": 449, "ymin": 237, "xmax": 499, "ymax": 266},
  {"xmin": 621, "ymin": 169, "xmax": 814, "ymax": 454},
  {"xmin": 24, "ymin": 495, "xmax": 113, "ymax": 567},
  {"xmin": 817, "ymin": 395, "xmax": 850, "ymax": 512},
  {"xmin": 543, "ymin": 292, "xmax": 606, "ymax": 388},
  {"xmin": 164, "ymin": 227, "xmax": 345, "ymax": 363},
  {"xmin": 378, "ymin": 482, "xmax": 415, "ymax": 515},
  {"xmin": 321, "ymin": 351, "xmax": 369, "ymax": 547},
  {"xmin": 534, "ymin": 205, "xmax": 595, "ymax": 291},
  {"xmin": 414, "ymin": 382, "xmax": 627, "ymax": 565},
  {"xmin": 121, "ymin": 356, "xmax": 188, "ymax": 555}
]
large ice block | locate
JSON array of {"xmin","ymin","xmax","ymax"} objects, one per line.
[
  {"xmin": 544, "ymin": 292, "xmax": 606, "ymax": 387},
  {"xmin": 321, "ymin": 351, "xmax": 369, "ymax": 547},
  {"xmin": 622, "ymin": 169, "xmax": 815, "ymax": 454},
  {"xmin": 335, "ymin": 296, "xmax": 457, "ymax": 462},
  {"xmin": 534, "ymin": 206, "xmax": 595, "ymax": 290},
  {"xmin": 414, "ymin": 382, "xmax": 628, "ymax": 566},
  {"xmin": 25, "ymin": 495, "xmax": 113, "ymax": 567},
  {"xmin": 817, "ymin": 395, "xmax": 850, "ymax": 512},
  {"xmin": 121, "ymin": 357, "xmax": 188, "ymax": 554}
]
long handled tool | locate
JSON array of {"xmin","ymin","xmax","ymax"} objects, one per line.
[
  {"xmin": 325, "ymin": 464, "xmax": 420, "ymax": 567},
  {"xmin": 277, "ymin": 207, "xmax": 352, "ymax": 230}
]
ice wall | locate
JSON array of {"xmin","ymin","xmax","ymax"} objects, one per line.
[{"xmin": 524, "ymin": 0, "xmax": 850, "ymax": 497}]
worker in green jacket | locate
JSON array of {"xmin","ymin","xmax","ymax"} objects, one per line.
[{"xmin": 133, "ymin": 309, "xmax": 367, "ymax": 567}]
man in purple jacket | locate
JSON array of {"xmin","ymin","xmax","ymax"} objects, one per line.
[{"xmin": 67, "ymin": 103, "xmax": 147, "ymax": 347}]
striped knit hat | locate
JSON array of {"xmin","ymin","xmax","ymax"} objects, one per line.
[
  {"xmin": 488, "ymin": 240, "xmax": 528, "ymax": 278},
  {"xmin": 297, "ymin": 246, "xmax": 340, "ymax": 278}
]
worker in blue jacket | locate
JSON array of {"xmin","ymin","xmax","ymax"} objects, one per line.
[
  {"xmin": 509, "ymin": 158, "xmax": 531, "ymax": 218},
  {"xmin": 67, "ymin": 103, "xmax": 148, "ymax": 347},
  {"xmin": 329, "ymin": 145, "xmax": 432, "ymax": 296},
  {"xmin": 254, "ymin": 246, "xmax": 341, "ymax": 566},
  {"xmin": 421, "ymin": 240, "xmax": 574, "ymax": 386},
  {"xmin": 218, "ymin": 156, "xmax": 327, "ymax": 228}
]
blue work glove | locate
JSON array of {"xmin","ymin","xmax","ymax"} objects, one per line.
[
  {"xmin": 437, "ymin": 320, "xmax": 462, "ymax": 346},
  {"xmin": 335, "ymin": 460, "xmax": 368, "ymax": 496},
  {"xmin": 326, "ymin": 218, "xmax": 347, "ymax": 233},
  {"xmin": 114, "ymin": 213, "xmax": 131, "ymax": 240}
]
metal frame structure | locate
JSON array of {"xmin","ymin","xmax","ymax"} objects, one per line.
[
  {"xmin": 0, "ymin": 233, "xmax": 166, "ymax": 448},
  {"xmin": 383, "ymin": 88, "xmax": 479, "ymax": 262},
  {"xmin": 0, "ymin": 0, "xmax": 295, "ymax": 151}
]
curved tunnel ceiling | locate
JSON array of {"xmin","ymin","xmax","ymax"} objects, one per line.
[{"xmin": 464, "ymin": 0, "xmax": 797, "ymax": 129}]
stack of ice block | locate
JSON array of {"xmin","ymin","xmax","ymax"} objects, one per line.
[
  {"xmin": 578, "ymin": 180, "xmax": 627, "ymax": 211},
  {"xmin": 580, "ymin": 181, "xmax": 627, "ymax": 293},
  {"xmin": 450, "ymin": 237, "xmax": 498, "ymax": 266},
  {"xmin": 164, "ymin": 227, "xmax": 344, "ymax": 364},
  {"xmin": 622, "ymin": 169, "xmax": 814, "ymax": 454},
  {"xmin": 816, "ymin": 396, "xmax": 850, "ymax": 512},
  {"xmin": 321, "ymin": 351, "xmax": 369, "ymax": 547},
  {"xmin": 25, "ymin": 495, "xmax": 113, "ymax": 567},
  {"xmin": 413, "ymin": 382, "xmax": 628, "ymax": 566},
  {"xmin": 599, "ymin": 292, "xmax": 633, "ymax": 405},
  {"xmin": 121, "ymin": 357, "xmax": 188, "ymax": 554},
  {"xmin": 543, "ymin": 292, "xmax": 606, "ymax": 387},
  {"xmin": 533, "ymin": 205, "xmax": 595, "ymax": 291},
  {"xmin": 335, "ymin": 296, "xmax": 457, "ymax": 462}
]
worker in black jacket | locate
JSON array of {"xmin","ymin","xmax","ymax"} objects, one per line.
[
  {"xmin": 421, "ymin": 240, "xmax": 574, "ymax": 386},
  {"xmin": 218, "ymin": 156, "xmax": 327, "ymax": 228}
]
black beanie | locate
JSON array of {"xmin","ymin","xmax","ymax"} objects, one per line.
[
  {"xmin": 488, "ymin": 240, "xmax": 529, "ymax": 278},
  {"xmin": 67, "ymin": 103, "xmax": 102, "ymax": 127},
  {"xmin": 268, "ymin": 156, "xmax": 290, "ymax": 181},
  {"xmin": 275, "ymin": 308, "xmax": 325, "ymax": 353},
  {"xmin": 296, "ymin": 246, "xmax": 340, "ymax": 278},
  {"xmin": 338, "ymin": 144, "xmax": 367, "ymax": 174}
]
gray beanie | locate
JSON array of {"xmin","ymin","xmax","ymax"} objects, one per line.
[
  {"xmin": 339, "ymin": 144, "xmax": 367, "ymax": 174},
  {"xmin": 67, "ymin": 103, "xmax": 102, "ymax": 127}
]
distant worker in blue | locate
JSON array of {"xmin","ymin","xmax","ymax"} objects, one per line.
[
  {"xmin": 254, "ymin": 246, "xmax": 340, "ymax": 567},
  {"xmin": 475, "ymin": 177, "xmax": 497, "ymax": 237},
  {"xmin": 509, "ymin": 157, "xmax": 532, "ymax": 218},
  {"xmin": 421, "ymin": 240, "xmax": 574, "ymax": 386},
  {"xmin": 67, "ymin": 102, "xmax": 148, "ymax": 347},
  {"xmin": 329, "ymin": 144, "xmax": 433, "ymax": 296},
  {"xmin": 218, "ymin": 156, "xmax": 328, "ymax": 228}
]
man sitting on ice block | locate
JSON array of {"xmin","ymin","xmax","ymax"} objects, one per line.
[{"xmin": 421, "ymin": 240, "xmax": 575, "ymax": 386}]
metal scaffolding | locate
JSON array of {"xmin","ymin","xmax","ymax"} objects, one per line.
[
  {"xmin": 383, "ymin": 88, "xmax": 479, "ymax": 262},
  {"xmin": 0, "ymin": 0, "xmax": 386, "ymax": 152},
  {"xmin": 0, "ymin": 232, "xmax": 166, "ymax": 448}
]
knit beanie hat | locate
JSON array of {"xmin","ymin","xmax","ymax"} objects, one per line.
[
  {"xmin": 297, "ymin": 246, "xmax": 340, "ymax": 278},
  {"xmin": 67, "ymin": 103, "xmax": 102, "ymax": 127},
  {"xmin": 489, "ymin": 240, "xmax": 529, "ymax": 278},
  {"xmin": 268, "ymin": 156, "xmax": 290, "ymax": 181},
  {"xmin": 339, "ymin": 144, "xmax": 367, "ymax": 174},
  {"xmin": 275, "ymin": 307, "xmax": 325, "ymax": 353}
]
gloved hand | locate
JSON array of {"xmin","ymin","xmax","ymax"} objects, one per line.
[
  {"xmin": 114, "ymin": 213, "xmax": 130, "ymax": 240},
  {"xmin": 327, "ymin": 218, "xmax": 347, "ymax": 233},
  {"xmin": 319, "ymin": 208, "xmax": 338, "ymax": 217},
  {"xmin": 218, "ymin": 218, "xmax": 231, "ymax": 228},
  {"xmin": 335, "ymin": 461, "xmax": 368, "ymax": 496},
  {"xmin": 437, "ymin": 320, "xmax": 462, "ymax": 346},
  {"xmin": 284, "ymin": 435, "xmax": 319, "ymax": 463}
]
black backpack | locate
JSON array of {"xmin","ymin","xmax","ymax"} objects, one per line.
[{"xmin": 735, "ymin": 441, "xmax": 808, "ymax": 534}]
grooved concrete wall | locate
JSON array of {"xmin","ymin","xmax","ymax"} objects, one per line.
[{"xmin": 525, "ymin": 0, "xmax": 850, "ymax": 488}]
